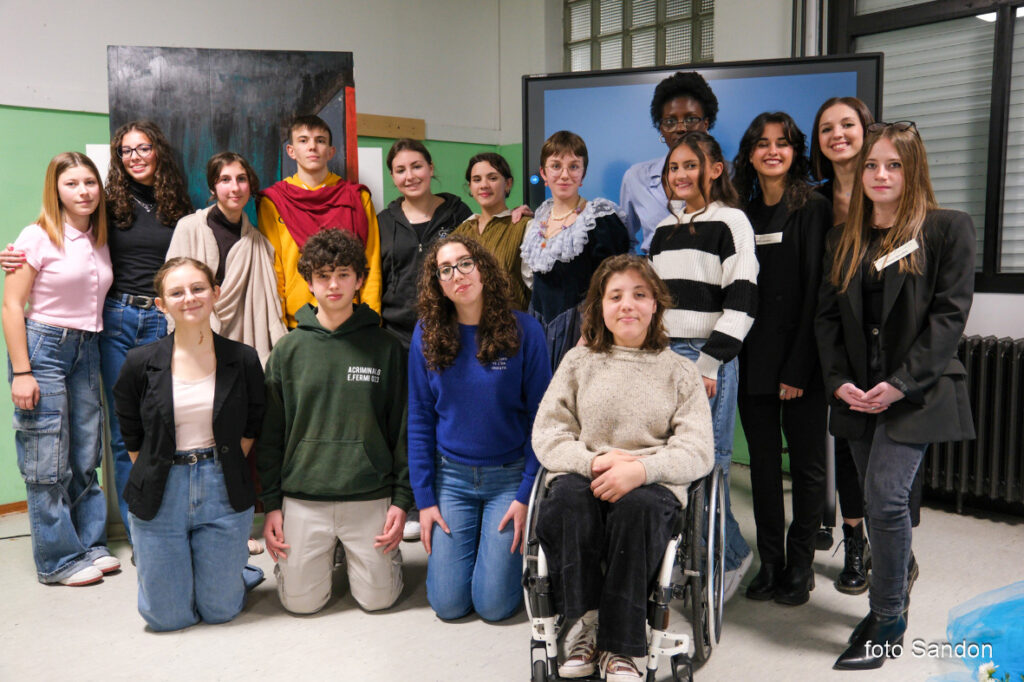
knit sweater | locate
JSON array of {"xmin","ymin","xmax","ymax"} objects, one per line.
[
  {"xmin": 532, "ymin": 345, "xmax": 714, "ymax": 506},
  {"xmin": 407, "ymin": 310, "xmax": 551, "ymax": 508},
  {"xmin": 649, "ymin": 201, "xmax": 759, "ymax": 379}
]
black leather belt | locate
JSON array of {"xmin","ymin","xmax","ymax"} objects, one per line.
[
  {"xmin": 113, "ymin": 292, "xmax": 156, "ymax": 309},
  {"xmin": 171, "ymin": 450, "xmax": 216, "ymax": 465}
]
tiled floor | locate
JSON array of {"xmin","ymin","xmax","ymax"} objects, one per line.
[{"xmin": 0, "ymin": 465, "xmax": 1020, "ymax": 682}]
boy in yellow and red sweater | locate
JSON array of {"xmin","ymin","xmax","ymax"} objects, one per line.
[{"xmin": 259, "ymin": 115, "xmax": 381, "ymax": 328}]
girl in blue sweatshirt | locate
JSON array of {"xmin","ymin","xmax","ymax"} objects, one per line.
[{"xmin": 408, "ymin": 234, "xmax": 551, "ymax": 622}]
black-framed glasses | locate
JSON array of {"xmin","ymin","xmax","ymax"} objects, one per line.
[
  {"xmin": 658, "ymin": 115, "xmax": 706, "ymax": 132},
  {"xmin": 118, "ymin": 144, "xmax": 155, "ymax": 159},
  {"xmin": 436, "ymin": 257, "xmax": 476, "ymax": 281},
  {"xmin": 867, "ymin": 120, "xmax": 918, "ymax": 135}
]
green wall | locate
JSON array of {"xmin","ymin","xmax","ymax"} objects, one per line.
[
  {"xmin": 0, "ymin": 105, "xmax": 525, "ymax": 506},
  {"xmin": 0, "ymin": 104, "xmax": 753, "ymax": 506}
]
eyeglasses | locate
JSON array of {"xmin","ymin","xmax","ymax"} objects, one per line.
[
  {"xmin": 658, "ymin": 115, "xmax": 706, "ymax": 132},
  {"xmin": 118, "ymin": 144, "xmax": 155, "ymax": 159},
  {"xmin": 437, "ymin": 257, "xmax": 476, "ymax": 281},
  {"xmin": 867, "ymin": 121, "xmax": 918, "ymax": 135}
]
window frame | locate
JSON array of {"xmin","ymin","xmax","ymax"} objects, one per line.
[
  {"xmin": 563, "ymin": 0, "xmax": 714, "ymax": 72},
  {"xmin": 829, "ymin": 0, "xmax": 1024, "ymax": 293}
]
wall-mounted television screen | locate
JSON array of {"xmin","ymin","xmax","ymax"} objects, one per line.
[{"xmin": 522, "ymin": 54, "xmax": 882, "ymax": 244}]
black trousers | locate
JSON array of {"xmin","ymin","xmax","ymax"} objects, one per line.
[
  {"xmin": 738, "ymin": 388, "xmax": 827, "ymax": 569},
  {"xmin": 535, "ymin": 473, "xmax": 680, "ymax": 657}
]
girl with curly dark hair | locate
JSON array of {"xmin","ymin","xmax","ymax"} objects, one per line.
[
  {"xmin": 731, "ymin": 112, "xmax": 831, "ymax": 606},
  {"xmin": 408, "ymin": 234, "xmax": 551, "ymax": 622}
]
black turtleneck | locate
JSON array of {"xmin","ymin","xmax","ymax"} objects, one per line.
[
  {"xmin": 206, "ymin": 205, "xmax": 243, "ymax": 284},
  {"xmin": 107, "ymin": 180, "xmax": 176, "ymax": 297}
]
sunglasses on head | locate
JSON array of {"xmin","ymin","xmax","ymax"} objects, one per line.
[{"xmin": 867, "ymin": 120, "xmax": 918, "ymax": 135}]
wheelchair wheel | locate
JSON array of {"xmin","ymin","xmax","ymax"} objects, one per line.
[
  {"xmin": 532, "ymin": 659, "xmax": 548, "ymax": 682},
  {"xmin": 690, "ymin": 465, "xmax": 725, "ymax": 665}
]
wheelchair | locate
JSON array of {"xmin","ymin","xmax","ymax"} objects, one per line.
[{"xmin": 523, "ymin": 465, "xmax": 726, "ymax": 682}]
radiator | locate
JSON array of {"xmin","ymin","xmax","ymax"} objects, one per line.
[{"xmin": 923, "ymin": 335, "xmax": 1024, "ymax": 513}]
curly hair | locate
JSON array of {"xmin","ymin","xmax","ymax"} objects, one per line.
[
  {"xmin": 416, "ymin": 234, "xmax": 520, "ymax": 371},
  {"xmin": 649, "ymin": 71, "xmax": 719, "ymax": 130},
  {"xmin": 581, "ymin": 254, "xmax": 672, "ymax": 352},
  {"xmin": 298, "ymin": 228, "xmax": 368, "ymax": 282},
  {"xmin": 810, "ymin": 96, "xmax": 875, "ymax": 181},
  {"xmin": 106, "ymin": 120, "xmax": 192, "ymax": 229},
  {"xmin": 732, "ymin": 112, "xmax": 813, "ymax": 212}
]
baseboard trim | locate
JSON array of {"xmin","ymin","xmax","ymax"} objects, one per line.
[{"xmin": 0, "ymin": 501, "xmax": 28, "ymax": 516}]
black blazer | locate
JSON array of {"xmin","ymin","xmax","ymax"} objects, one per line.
[
  {"xmin": 113, "ymin": 333, "xmax": 266, "ymax": 521},
  {"xmin": 815, "ymin": 209, "xmax": 976, "ymax": 444},
  {"xmin": 740, "ymin": 192, "xmax": 831, "ymax": 394}
]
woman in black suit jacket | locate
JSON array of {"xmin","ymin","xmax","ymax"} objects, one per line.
[
  {"xmin": 733, "ymin": 112, "xmax": 831, "ymax": 607},
  {"xmin": 817, "ymin": 122, "xmax": 975, "ymax": 670},
  {"xmin": 114, "ymin": 257, "xmax": 266, "ymax": 631}
]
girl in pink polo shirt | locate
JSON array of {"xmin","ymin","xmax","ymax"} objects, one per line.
[{"xmin": 2, "ymin": 152, "xmax": 116, "ymax": 586}]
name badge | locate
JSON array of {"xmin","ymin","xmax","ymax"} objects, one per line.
[
  {"xmin": 755, "ymin": 232, "xmax": 783, "ymax": 246},
  {"xmin": 874, "ymin": 239, "xmax": 920, "ymax": 272}
]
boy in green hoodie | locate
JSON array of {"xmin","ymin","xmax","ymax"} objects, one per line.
[{"xmin": 256, "ymin": 228, "xmax": 410, "ymax": 615}]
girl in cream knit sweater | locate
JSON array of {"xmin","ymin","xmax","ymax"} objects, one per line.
[{"xmin": 531, "ymin": 254, "xmax": 713, "ymax": 681}]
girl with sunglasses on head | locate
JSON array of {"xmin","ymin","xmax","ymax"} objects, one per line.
[
  {"xmin": 451, "ymin": 153, "xmax": 531, "ymax": 311},
  {"xmin": 732, "ymin": 112, "xmax": 831, "ymax": 607},
  {"xmin": 3, "ymin": 121, "xmax": 193, "ymax": 546},
  {"xmin": 408, "ymin": 235, "xmax": 551, "ymax": 622},
  {"xmin": 648, "ymin": 131, "xmax": 758, "ymax": 602},
  {"xmin": 520, "ymin": 130, "xmax": 630, "ymax": 371},
  {"xmin": 3, "ymin": 152, "xmax": 117, "ymax": 586},
  {"xmin": 817, "ymin": 121, "xmax": 975, "ymax": 670}
]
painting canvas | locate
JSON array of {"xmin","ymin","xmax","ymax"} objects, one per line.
[{"xmin": 107, "ymin": 46, "xmax": 356, "ymax": 210}]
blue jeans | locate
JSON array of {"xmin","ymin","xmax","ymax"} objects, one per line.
[
  {"xmin": 426, "ymin": 455, "xmax": 524, "ymax": 622},
  {"xmin": 669, "ymin": 338, "xmax": 751, "ymax": 571},
  {"xmin": 99, "ymin": 295, "xmax": 168, "ymax": 541},
  {"xmin": 848, "ymin": 419, "xmax": 926, "ymax": 617},
  {"xmin": 10, "ymin": 320, "xmax": 110, "ymax": 583},
  {"xmin": 128, "ymin": 453, "xmax": 259, "ymax": 632}
]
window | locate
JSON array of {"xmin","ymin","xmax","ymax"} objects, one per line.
[
  {"xmin": 831, "ymin": 0, "xmax": 1024, "ymax": 291},
  {"xmin": 565, "ymin": 0, "xmax": 714, "ymax": 72}
]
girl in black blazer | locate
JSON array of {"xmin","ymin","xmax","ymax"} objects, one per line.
[
  {"xmin": 113, "ymin": 257, "xmax": 266, "ymax": 632},
  {"xmin": 733, "ymin": 112, "xmax": 831, "ymax": 607},
  {"xmin": 817, "ymin": 123, "xmax": 975, "ymax": 670}
]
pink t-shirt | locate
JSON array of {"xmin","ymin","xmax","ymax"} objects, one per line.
[{"xmin": 14, "ymin": 223, "xmax": 113, "ymax": 332}]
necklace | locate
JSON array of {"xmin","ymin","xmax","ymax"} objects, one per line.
[
  {"xmin": 132, "ymin": 194, "xmax": 156, "ymax": 214},
  {"xmin": 539, "ymin": 198, "xmax": 585, "ymax": 249}
]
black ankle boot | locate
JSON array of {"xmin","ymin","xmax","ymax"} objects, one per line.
[
  {"xmin": 773, "ymin": 564, "xmax": 815, "ymax": 606},
  {"xmin": 835, "ymin": 523, "xmax": 868, "ymax": 595},
  {"xmin": 745, "ymin": 562, "xmax": 781, "ymax": 601},
  {"xmin": 834, "ymin": 612, "xmax": 907, "ymax": 670}
]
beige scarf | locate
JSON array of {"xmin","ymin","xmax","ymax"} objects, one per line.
[{"xmin": 166, "ymin": 206, "xmax": 287, "ymax": 366}]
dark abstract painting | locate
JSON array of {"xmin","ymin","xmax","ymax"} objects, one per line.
[{"xmin": 107, "ymin": 46, "xmax": 356, "ymax": 211}]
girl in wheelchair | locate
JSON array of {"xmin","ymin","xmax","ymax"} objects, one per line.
[{"xmin": 531, "ymin": 254, "xmax": 714, "ymax": 680}]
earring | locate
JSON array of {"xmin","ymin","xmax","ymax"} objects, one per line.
[{"xmin": 660, "ymin": 135, "xmax": 666, "ymax": 144}]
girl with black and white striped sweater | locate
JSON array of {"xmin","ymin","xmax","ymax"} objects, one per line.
[{"xmin": 649, "ymin": 131, "xmax": 758, "ymax": 598}]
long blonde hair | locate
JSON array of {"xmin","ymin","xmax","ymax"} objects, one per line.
[
  {"xmin": 37, "ymin": 152, "xmax": 107, "ymax": 249},
  {"xmin": 829, "ymin": 125, "xmax": 937, "ymax": 293}
]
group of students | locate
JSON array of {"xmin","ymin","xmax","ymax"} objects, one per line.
[{"xmin": 5, "ymin": 68, "xmax": 974, "ymax": 676}]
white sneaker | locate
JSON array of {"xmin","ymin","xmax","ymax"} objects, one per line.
[
  {"xmin": 558, "ymin": 615, "xmax": 598, "ymax": 678},
  {"xmin": 92, "ymin": 555, "xmax": 121, "ymax": 574},
  {"xmin": 403, "ymin": 519, "xmax": 421, "ymax": 541},
  {"xmin": 60, "ymin": 566, "xmax": 103, "ymax": 586},
  {"xmin": 723, "ymin": 551, "xmax": 753, "ymax": 602},
  {"xmin": 599, "ymin": 651, "xmax": 642, "ymax": 681}
]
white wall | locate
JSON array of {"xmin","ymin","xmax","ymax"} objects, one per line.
[
  {"xmin": 714, "ymin": 0, "xmax": 793, "ymax": 62},
  {"xmin": 0, "ymin": 0, "xmax": 551, "ymax": 145}
]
